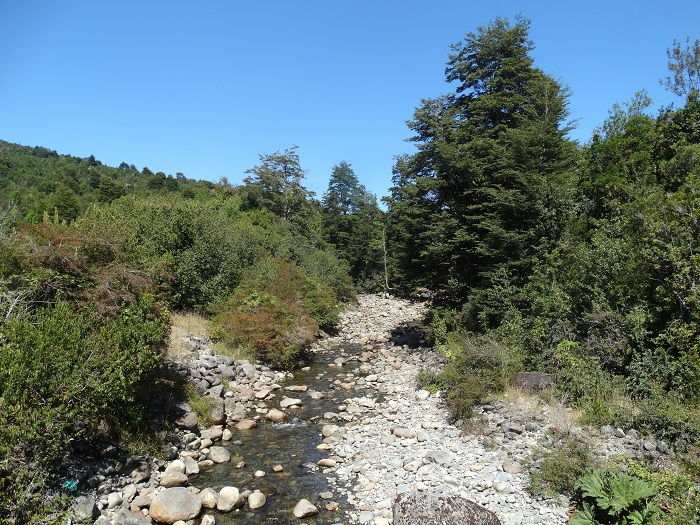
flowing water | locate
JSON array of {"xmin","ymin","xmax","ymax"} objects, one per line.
[{"xmin": 192, "ymin": 342, "xmax": 381, "ymax": 524}]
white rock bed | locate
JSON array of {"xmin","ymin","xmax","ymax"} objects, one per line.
[{"xmin": 317, "ymin": 295, "xmax": 570, "ymax": 525}]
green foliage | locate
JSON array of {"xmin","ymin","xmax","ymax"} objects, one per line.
[
  {"xmin": 209, "ymin": 258, "xmax": 341, "ymax": 368},
  {"xmin": 571, "ymin": 470, "xmax": 658, "ymax": 525},
  {"xmin": 322, "ymin": 161, "xmax": 386, "ymax": 290},
  {"xmin": 553, "ymin": 340, "xmax": 618, "ymax": 424},
  {"xmin": 623, "ymin": 459, "xmax": 700, "ymax": 525},
  {"xmin": 430, "ymin": 333, "xmax": 521, "ymax": 420},
  {"xmin": 528, "ymin": 438, "xmax": 594, "ymax": 498},
  {"xmin": 0, "ymin": 139, "xmax": 214, "ymax": 225},
  {"xmin": 0, "ymin": 295, "xmax": 167, "ymax": 523},
  {"xmin": 661, "ymin": 37, "xmax": 700, "ymax": 98},
  {"xmin": 242, "ymin": 146, "xmax": 317, "ymax": 235},
  {"xmin": 631, "ymin": 399, "xmax": 700, "ymax": 453}
]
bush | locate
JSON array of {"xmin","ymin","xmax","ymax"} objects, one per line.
[
  {"xmin": 528, "ymin": 438, "xmax": 594, "ymax": 498},
  {"xmin": 632, "ymin": 399, "xmax": 700, "ymax": 453},
  {"xmin": 0, "ymin": 295, "xmax": 168, "ymax": 523},
  {"xmin": 432, "ymin": 333, "xmax": 521, "ymax": 420},
  {"xmin": 209, "ymin": 258, "xmax": 329, "ymax": 368},
  {"xmin": 623, "ymin": 459, "xmax": 700, "ymax": 525}
]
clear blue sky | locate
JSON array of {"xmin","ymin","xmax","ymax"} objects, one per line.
[{"xmin": 1, "ymin": 1, "xmax": 698, "ymax": 200}]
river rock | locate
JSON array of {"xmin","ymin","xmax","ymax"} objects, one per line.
[
  {"xmin": 248, "ymin": 490, "xmax": 267, "ymax": 509},
  {"xmin": 149, "ymin": 487, "xmax": 202, "ymax": 524},
  {"xmin": 265, "ymin": 408, "xmax": 288, "ymax": 422},
  {"xmin": 107, "ymin": 492, "xmax": 123, "ymax": 509},
  {"xmin": 322, "ymin": 424, "xmax": 340, "ymax": 437},
  {"xmin": 280, "ymin": 397, "xmax": 302, "ymax": 408},
  {"xmin": 209, "ymin": 399, "xmax": 226, "ymax": 424},
  {"xmin": 502, "ymin": 459, "xmax": 523, "ymax": 474},
  {"xmin": 255, "ymin": 387, "xmax": 273, "ymax": 399},
  {"xmin": 393, "ymin": 427, "xmax": 416, "ymax": 439},
  {"xmin": 235, "ymin": 419, "xmax": 258, "ymax": 430},
  {"xmin": 209, "ymin": 446, "xmax": 231, "ymax": 463},
  {"xmin": 159, "ymin": 468, "xmax": 188, "ymax": 488},
  {"xmin": 111, "ymin": 508, "xmax": 151, "ymax": 525},
  {"xmin": 72, "ymin": 495, "xmax": 99, "ymax": 522},
  {"xmin": 416, "ymin": 389, "xmax": 431, "ymax": 401},
  {"xmin": 199, "ymin": 487, "xmax": 219, "ymax": 509},
  {"xmin": 217, "ymin": 486, "xmax": 244, "ymax": 512},
  {"xmin": 182, "ymin": 455, "xmax": 200, "ymax": 475},
  {"xmin": 201, "ymin": 515, "xmax": 217, "ymax": 525},
  {"xmin": 200, "ymin": 427, "xmax": 224, "ymax": 441},
  {"xmin": 393, "ymin": 492, "xmax": 501, "ymax": 525},
  {"xmin": 129, "ymin": 461, "xmax": 152, "ymax": 483},
  {"xmin": 172, "ymin": 401, "xmax": 199, "ymax": 430},
  {"xmin": 293, "ymin": 499, "xmax": 318, "ymax": 518}
]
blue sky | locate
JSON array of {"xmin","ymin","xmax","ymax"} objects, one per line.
[{"xmin": 1, "ymin": 1, "xmax": 698, "ymax": 200}]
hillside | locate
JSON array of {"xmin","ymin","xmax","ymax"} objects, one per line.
[{"xmin": 0, "ymin": 140, "xmax": 215, "ymax": 223}]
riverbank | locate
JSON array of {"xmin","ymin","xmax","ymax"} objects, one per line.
[{"xmin": 69, "ymin": 294, "xmax": 676, "ymax": 525}]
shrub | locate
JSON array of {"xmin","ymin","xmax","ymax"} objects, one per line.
[
  {"xmin": 553, "ymin": 339, "xmax": 622, "ymax": 425},
  {"xmin": 0, "ymin": 294, "xmax": 168, "ymax": 523},
  {"xmin": 209, "ymin": 258, "xmax": 323, "ymax": 368},
  {"xmin": 433, "ymin": 334, "xmax": 521, "ymax": 420},
  {"xmin": 528, "ymin": 438, "xmax": 594, "ymax": 498},
  {"xmin": 571, "ymin": 469, "xmax": 658, "ymax": 525},
  {"xmin": 623, "ymin": 459, "xmax": 700, "ymax": 525},
  {"xmin": 632, "ymin": 399, "xmax": 700, "ymax": 453}
]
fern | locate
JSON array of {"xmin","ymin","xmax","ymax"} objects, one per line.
[{"xmin": 572, "ymin": 470, "xmax": 658, "ymax": 525}]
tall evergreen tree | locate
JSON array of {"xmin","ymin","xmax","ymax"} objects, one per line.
[
  {"xmin": 322, "ymin": 162, "xmax": 383, "ymax": 288},
  {"xmin": 50, "ymin": 183, "xmax": 81, "ymax": 222},
  {"xmin": 386, "ymin": 17, "xmax": 577, "ymax": 303}
]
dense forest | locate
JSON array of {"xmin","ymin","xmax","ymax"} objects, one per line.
[{"xmin": 1, "ymin": 15, "xmax": 700, "ymax": 524}]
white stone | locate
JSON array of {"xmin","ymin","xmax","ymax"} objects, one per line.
[
  {"xmin": 293, "ymin": 499, "xmax": 318, "ymax": 518},
  {"xmin": 217, "ymin": 486, "xmax": 244, "ymax": 512}
]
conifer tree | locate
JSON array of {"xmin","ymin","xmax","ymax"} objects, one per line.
[
  {"xmin": 386, "ymin": 17, "xmax": 576, "ymax": 303},
  {"xmin": 322, "ymin": 161, "xmax": 383, "ymax": 288}
]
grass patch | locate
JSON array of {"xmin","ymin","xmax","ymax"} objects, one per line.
[{"xmin": 168, "ymin": 311, "xmax": 253, "ymax": 362}]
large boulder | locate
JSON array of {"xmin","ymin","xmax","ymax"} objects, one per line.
[
  {"xmin": 149, "ymin": 487, "xmax": 202, "ymax": 524},
  {"xmin": 393, "ymin": 492, "xmax": 501, "ymax": 525},
  {"xmin": 515, "ymin": 372, "xmax": 554, "ymax": 393}
]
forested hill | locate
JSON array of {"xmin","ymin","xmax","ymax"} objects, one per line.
[{"xmin": 0, "ymin": 140, "xmax": 216, "ymax": 222}]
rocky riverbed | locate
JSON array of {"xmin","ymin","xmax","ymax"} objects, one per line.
[{"xmin": 71, "ymin": 294, "xmax": 674, "ymax": 525}]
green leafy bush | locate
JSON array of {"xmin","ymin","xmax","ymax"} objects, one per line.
[
  {"xmin": 571, "ymin": 470, "xmax": 658, "ymax": 525},
  {"xmin": 0, "ymin": 295, "xmax": 167, "ymax": 523},
  {"xmin": 528, "ymin": 438, "xmax": 594, "ymax": 498},
  {"xmin": 430, "ymin": 333, "xmax": 521, "ymax": 420},
  {"xmin": 623, "ymin": 459, "xmax": 700, "ymax": 525},
  {"xmin": 210, "ymin": 258, "xmax": 336, "ymax": 368},
  {"xmin": 632, "ymin": 399, "xmax": 700, "ymax": 453}
]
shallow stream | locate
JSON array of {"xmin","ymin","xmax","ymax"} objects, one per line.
[{"xmin": 192, "ymin": 342, "xmax": 381, "ymax": 524}]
